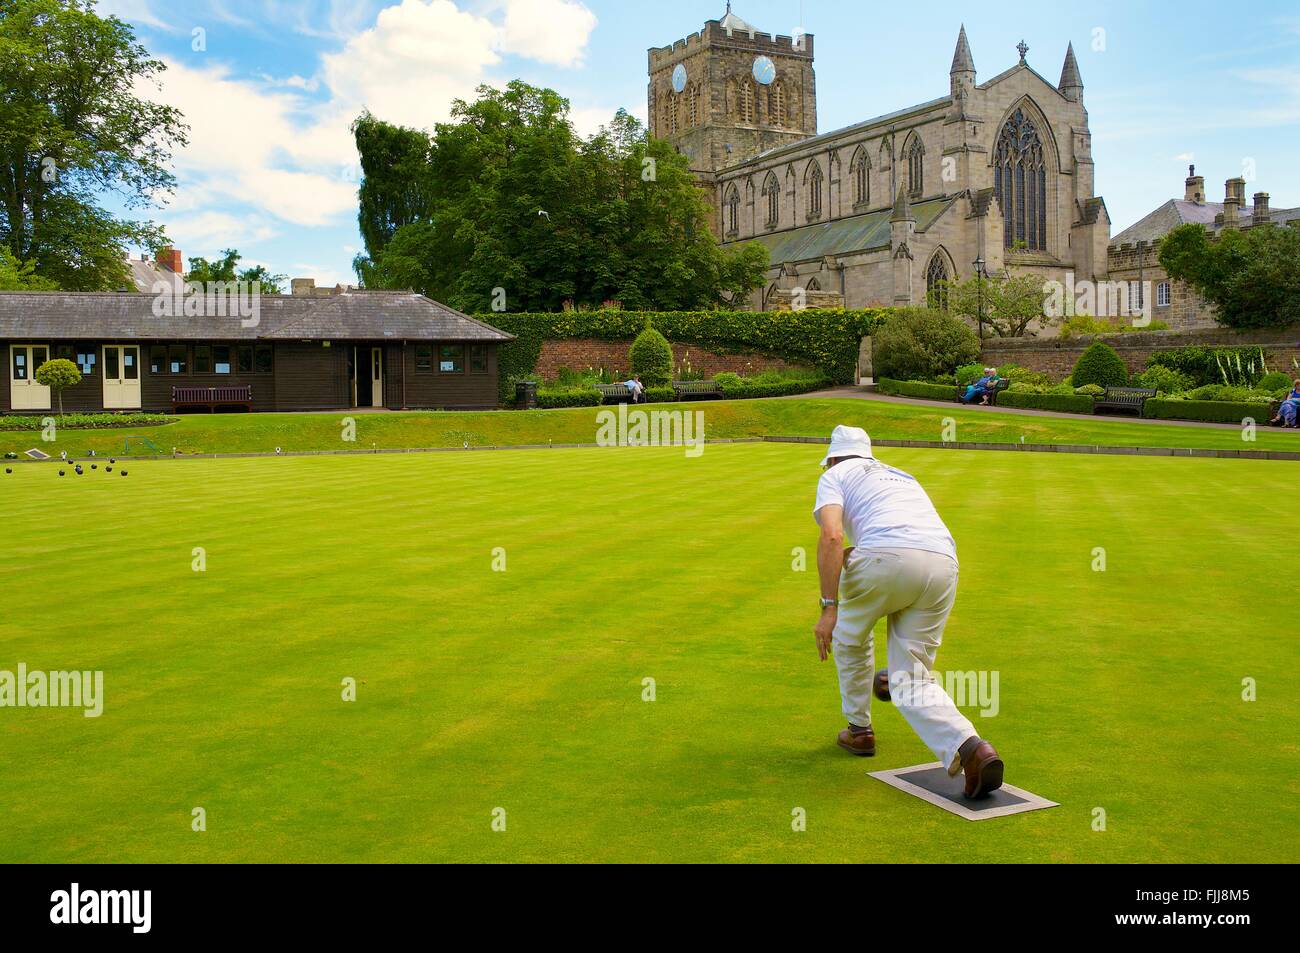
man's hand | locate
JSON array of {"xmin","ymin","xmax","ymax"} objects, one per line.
[{"xmin": 815, "ymin": 607, "xmax": 837, "ymax": 661}]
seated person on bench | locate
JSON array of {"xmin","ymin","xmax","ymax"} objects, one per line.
[
  {"xmin": 622, "ymin": 376, "xmax": 645, "ymax": 404},
  {"xmin": 1269, "ymin": 379, "xmax": 1300, "ymax": 428},
  {"xmin": 961, "ymin": 368, "xmax": 1001, "ymax": 405}
]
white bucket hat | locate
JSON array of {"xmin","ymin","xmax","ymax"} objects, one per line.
[{"xmin": 820, "ymin": 425, "xmax": 874, "ymax": 467}]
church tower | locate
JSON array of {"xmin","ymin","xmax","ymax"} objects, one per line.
[{"xmin": 648, "ymin": 4, "xmax": 817, "ymax": 173}]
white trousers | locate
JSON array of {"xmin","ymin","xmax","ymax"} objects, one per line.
[{"xmin": 833, "ymin": 547, "xmax": 977, "ymax": 773}]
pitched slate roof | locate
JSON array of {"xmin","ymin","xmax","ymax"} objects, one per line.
[
  {"xmin": 0, "ymin": 291, "xmax": 514, "ymax": 342},
  {"xmin": 1109, "ymin": 199, "xmax": 1300, "ymax": 247},
  {"xmin": 729, "ymin": 197, "xmax": 954, "ymax": 264}
]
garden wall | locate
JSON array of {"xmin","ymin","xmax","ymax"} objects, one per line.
[
  {"xmin": 534, "ymin": 339, "xmax": 803, "ymax": 383},
  {"xmin": 981, "ymin": 326, "xmax": 1300, "ymax": 379}
]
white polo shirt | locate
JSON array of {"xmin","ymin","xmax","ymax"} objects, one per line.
[{"xmin": 813, "ymin": 457, "xmax": 957, "ymax": 563}]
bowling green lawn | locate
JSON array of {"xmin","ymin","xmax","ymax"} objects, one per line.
[{"xmin": 1, "ymin": 439, "xmax": 1296, "ymax": 863}]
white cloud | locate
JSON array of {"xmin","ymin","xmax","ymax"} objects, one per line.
[
  {"xmin": 163, "ymin": 210, "xmax": 280, "ymax": 251},
  {"xmin": 498, "ymin": 0, "xmax": 597, "ymax": 67},
  {"xmin": 96, "ymin": 0, "xmax": 172, "ymax": 31}
]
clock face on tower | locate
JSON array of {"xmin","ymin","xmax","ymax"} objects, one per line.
[
  {"xmin": 672, "ymin": 64, "xmax": 687, "ymax": 93},
  {"xmin": 752, "ymin": 55, "xmax": 776, "ymax": 85}
]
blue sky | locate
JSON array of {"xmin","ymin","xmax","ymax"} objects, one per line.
[{"xmin": 99, "ymin": 0, "xmax": 1300, "ymax": 286}]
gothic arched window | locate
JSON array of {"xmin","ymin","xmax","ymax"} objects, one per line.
[
  {"xmin": 926, "ymin": 252, "xmax": 951, "ymax": 310},
  {"xmin": 724, "ymin": 184, "xmax": 740, "ymax": 235},
  {"xmin": 905, "ymin": 136, "xmax": 924, "ymax": 198},
  {"xmin": 805, "ymin": 161, "xmax": 823, "ymax": 218},
  {"xmin": 762, "ymin": 173, "xmax": 780, "ymax": 227},
  {"xmin": 770, "ymin": 82, "xmax": 786, "ymax": 126},
  {"xmin": 738, "ymin": 80, "xmax": 755, "ymax": 123},
  {"xmin": 850, "ymin": 147, "xmax": 870, "ymax": 206},
  {"xmin": 686, "ymin": 84, "xmax": 699, "ymax": 127},
  {"xmin": 994, "ymin": 108, "xmax": 1048, "ymax": 251}
]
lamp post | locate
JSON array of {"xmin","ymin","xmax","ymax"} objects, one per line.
[{"xmin": 973, "ymin": 256, "xmax": 987, "ymax": 340}]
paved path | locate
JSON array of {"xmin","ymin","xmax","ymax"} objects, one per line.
[{"xmin": 788, "ymin": 386, "xmax": 1294, "ymax": 434}]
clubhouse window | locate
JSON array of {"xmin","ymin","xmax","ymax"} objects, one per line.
[
  {"xmin": 255, "ymin": 345, "xmax": 273, "ymax": 374},
  {"xmin": 194, "ymin": 345, "xmax": 212, "ymax": 374},
  {"xmin": 54, "ymin": 345, "xmax": 96, "ymax": 375},
  {"xmin": 415, "ymin": 344, "xmax": 433, "ymax": 372},
  {"xmin": 439, "ymin": 344, "xmax": 464, "ymax": 373},
  {"xmin": 150, "ymin": 344, "xmax": 189, "ymax": 374},
  {"xmin": 213, "ymin": 345, "xmax": 232, "ymax": 374},
  {"xmin": 470, "ymin": 344, "xmax": 488, "ymax": 374}
]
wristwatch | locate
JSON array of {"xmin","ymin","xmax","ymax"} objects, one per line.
[{"xmin": 819, "ymin": 597, "xmax": 839, "ymax": 609}]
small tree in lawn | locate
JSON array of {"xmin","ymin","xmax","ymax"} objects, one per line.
[{"xmin": 35, "ymin": 359, "xmax": 82, "ymax": 420}]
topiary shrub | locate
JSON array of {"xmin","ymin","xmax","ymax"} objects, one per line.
[
  {"xmin": 1135, "ymin": 364, "xmax": 1194, "ymax": 395},
  {"xmin": 872, "ymin": 308, "xmax": 980, "ymax": 383},
  {"xmin": 1071, "ymin": 341, "xmax": 1128, "ymax": 389},
  {"xmin": 1257, "ymin": 372, "xmax": 1293, "ymax": 392},
  {"xmin": 1074, "ymin": 383, "xmax": 1105, "ymax": 397},
  {"xmin": 629, "ymin": 322, "xmax": 673, "ymax": 387}
]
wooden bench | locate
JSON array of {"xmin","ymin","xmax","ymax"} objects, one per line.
[
  {"xmin": 671, "ymin": 380, "xmax": 723, "ymax": 401},
  {"xmin": 597, "ymin": 383, "xmax": 637, "ymax": 404},
  {"xmin": 171, "ymin": 385, "xmax": 253, "ymax": 413},
  {"xmin": 1094, "ymin": 386, "xmax": 1156, "ymax": 415}
]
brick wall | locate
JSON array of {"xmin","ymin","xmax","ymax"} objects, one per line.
[
  {"xmin": 534, "ymin": 338, "xmax": 805, "ymax": 382},
  {"xmin": 980, "ymin": 326, "xmax": 1300, "ymax": 379}
]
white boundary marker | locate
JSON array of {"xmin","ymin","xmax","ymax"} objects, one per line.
[{"xmin": 868, "ymin": 762, "xmax": 1059, "ymax": 821}]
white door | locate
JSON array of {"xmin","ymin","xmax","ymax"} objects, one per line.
[
  {"xmin": 103, "ymin": 345, "xmax": 142, "ymax": 409},
  {"xmin": 9, "ymin": 344, "xmax": 51, "ymax": 411},
  {"xmin": 370, "ymin": 347, "xmax": 384, "ymax": 408}
]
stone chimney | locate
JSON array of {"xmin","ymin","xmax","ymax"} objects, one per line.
[
  {"xmin": 291, "ymin": 277, "xmax": 317, "ymax": 296},
  {"xmin": 1184, "ymin": 165, "xmax": 1205, "ymax": 205},
  {"xmin": 1221, "ymin": 178, "xmax": 1245, "ymax": 230},
  {"xmin": 156, "ymin": 247, "xmax": 184, "ymax": 274},
  {"xmin": 1252, "ymin": 192, "xmax": 1270, "ymax": 226}
]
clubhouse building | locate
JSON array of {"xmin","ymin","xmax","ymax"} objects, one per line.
[{"xmin": 0, "ymin": 270, "xmax": 513, "ymax": 415}]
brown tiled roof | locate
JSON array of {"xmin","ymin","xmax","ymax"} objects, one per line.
[{"xmin": 0, "ymin": 291, "xmax": 514, "ymax": 342}]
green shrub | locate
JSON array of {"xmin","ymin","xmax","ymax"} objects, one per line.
[
  {"xmin": 877, "ymin": 378, "xmax": 960, "ymax": 401},
  {"xmin": 1074, "ymin": 383, "xmax": 1105, "ymax": 397},
  {"xmin": 535, "ymin": 387, "xmax": 601, "ymax": 409},
  {"xmin": 713, "ymin": 372, "xmax": 742, "ymax": 388},
  {"xmin": 955, "ymin": 363, "xmax": 985, "ymax": 386},
  {"xmin": 629, "ymin": 322, "xmax": 674, "ymax": 387},
  {"xmin": 1145, "ymin": 345, "xmax": 1273, "ymax": 387},
  {"xmin": 1257, "ymin": 372, "xmax": 1293, "ymax": 392},
  {"xmin": 645, "ymin": 386, "xmax": 675, "ymax": 403},
  {"xmin": 997, "ymin": 364, "xmax": 1054, "ymax": 388},
  {"xmin": 1071, "ymin": 342, "xmax": 1129, "ymax": 388},
  {"xmin": 873, "ymin": 308, "xmax": 980, "ymax": 383},
  {"xmin": 717, "ymin": 374, "xmax": 830, "ymax": 400},
  {"xmin": 1135, "ymin": 364, "xmax": 1194, "ymax": 395},
  {"xmin": 1058, "ymin": 314, "xmax": 1169, "ymax": 338},
  {"xmin": 994, "ymin": 391, "xmax": 1095, "ymax": 414},
  {"xmin": 1184, "ymin": 384, "xmax": 1274, "ymax": 403},
  {"xmin": 1143, "ymin": 399, "xmax": 1278, "ymax": 423},
  {"xmin": 0, "ymin": 413, "xmax": 175, "ymax": 431}
]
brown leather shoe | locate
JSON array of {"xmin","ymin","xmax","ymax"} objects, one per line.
[
  {"xmin": 873, "ymin": 670, "xmax": 892, "ymax": 702},
  {"xmin": 961, "ymin": 740, "xmax": 1004, "ymax": 799},
  {"xmin": 837, "ymin": 726, "xmax": 876, "ymax": 757}
]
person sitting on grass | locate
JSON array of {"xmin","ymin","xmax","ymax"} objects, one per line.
[
  {"xmin": 960, "ymin": 367, "xmax": 1000, "ymax": 405},
  {"xmin": 1269, "ymin": 379, "xmax": 1300, "ymax": 428}
]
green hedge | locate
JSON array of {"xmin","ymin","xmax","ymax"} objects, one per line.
[
  {"xmin": 1142, "ymin": 399, "xmax": 1275, "ymax": 423},
  {"xmin": 717, "ymin": 374, "xmax": 830, "ymax": 400},
  {"xmin": 994, "ymin": 391, "xmax": 1095, "ymax": 414},
  {"xmin": 535, "ymin": 388, "xmax": 602, "ymax": 409},
  {"xmin": 876, "ymin": 378, "xmax": 959, "ymax": 401},
  {"xmin": 480, "ymin": 308, "xmax": 892, "ymax": 402},
  {"xmin": 645, "ymin": 386, "xmax": 675, "ymax": 403},
  {"xmin": 0, "ymin": 413, "xmax": 175, "ymax": 431}
]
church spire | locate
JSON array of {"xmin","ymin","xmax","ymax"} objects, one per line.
[
  {"xmin": 950, "ymin": 25, "xmax": 975, "ymax": 75},
  {"xmin": 1058, "ymin": 42, "xmax": 1083, "ymax": 102}
]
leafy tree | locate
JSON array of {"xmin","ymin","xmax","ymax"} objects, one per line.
[
  {"xmin": 0, "ymin": 245, "xmax": 57, "ymax": 289},
  {"xmin": 629, "ymin": 322, "xmax": 673, "ymax": 386},
  {"xmin": 354, "ymin": 84, "xmax": 766, "ymax": 311},
  {"xmin": 34, "ymin": 357, "xmax": 80, "ymax": 419},
  {"xmin": 873, "ymin": 307, "xmax": 981, "ymax": 382},
  {"xmin": 1158, "ymin": 223, "xmax": 1300, "ymax": 328},
  {"xmin": 1071, "ymin": 341, "xmax": 1128, "ymax": 389},
  {"xmin": 185, "ymin": 249, "xmax": 285, "ymax": 293},
  {"xmin": 943, "ymin": 269, "xmax": 1050, "ymax": 337},
  {"xmin": 0, "ymin": 0, "xmax": 188, "ymax": 290}
]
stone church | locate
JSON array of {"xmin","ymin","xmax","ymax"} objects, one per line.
[{"xmin": 648, "ymin": 6, "xmax": 1112, "ymax": 313}]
